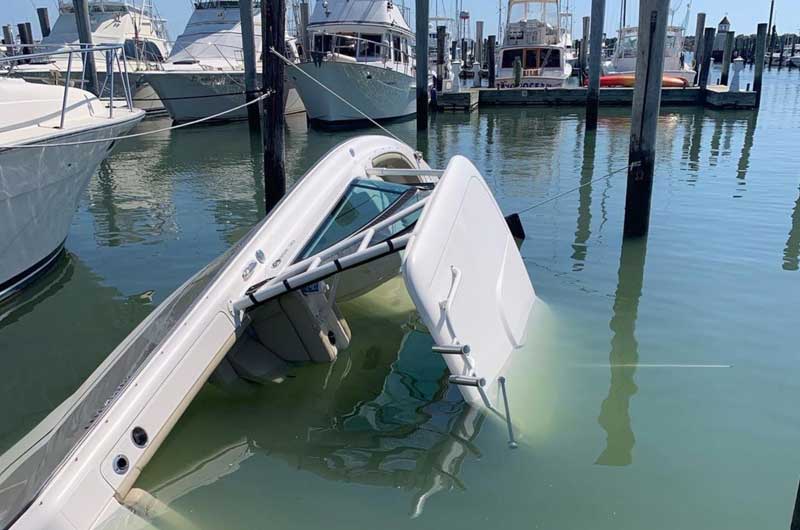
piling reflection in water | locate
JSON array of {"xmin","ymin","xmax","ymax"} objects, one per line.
[
  {"xmin": 736, "ymin": 112, "xmax": 758, "ymax": 189},
  {"xmin": 571, "ymin": 128, "xmax": 596, "ymax": 271},
  {"xmin": 783, "ymin": 187, "xmax": 800, "ymax": 272},
  {"xmin": 135, "ymin": 281, "xmax": 484, "ymax": 522},
  {"xmin": 595, "ymin": 237, "xmax": 647, "ymax": 467}
]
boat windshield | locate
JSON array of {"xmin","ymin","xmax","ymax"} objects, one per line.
[{"xmin": 299, "ymin": 178, "xmax": 419, "ymax": 260}]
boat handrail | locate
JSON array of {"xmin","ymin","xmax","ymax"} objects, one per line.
[
  {"xmin": 308, "ymin": 31, "xmax": 415, "ymax": 76},
  {"xmin": 0, "ymin": 44, "xmax": 134, "ymax": 128}
]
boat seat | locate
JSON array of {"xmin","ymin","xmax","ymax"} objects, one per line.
[{"xmin": 248, "ymin": 285, "xmax": 351, "ymax": 364}]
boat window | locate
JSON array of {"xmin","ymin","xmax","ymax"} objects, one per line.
[
  {"xmin": 393, "ymin": 36, "xmax": 402, "ymax": 62},
  {"xmin": 314, "ymin": 34, "xmax": 334, "ymax": 54},
  {"xmin": 124, "ymin": 39, "xmax": 164, "ymax": 62},
  {"xmin": 524, "ymin": 49, "xmax": 538, "ymax": 68},
  {"xmin": 300, "ymin": 179, "xmax": 415, "ymax": 259},
  {"xmin": 334, "ymin": 33, "xmax": 357, "ymax": 58},
  {"xmin": 541, "ymin": 48, "xmax": 560, "ymax": 68},
  {"xmin": 502, "ymin": 49, "xmax": 523, "ymax": 68},
  {"xmin": 357, "ymin": 34, "xmax": 383, "ymax": 59}
]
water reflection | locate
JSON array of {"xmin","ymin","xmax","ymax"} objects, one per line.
[
  {"xmin": 783, "ymin": 187, "xmax": 800, "ymax": 272},
  {"xmin": 571, "ymin": 129, "xmax": 596, "ymax": 271},
  {"xmin": 0, "ymin": 253, "xmax": 152, "ymax": 454},
  {"xmin": 736, "ymin": 113, "xmax": 758, "ymax": 191},
  {"xmin": 595, "ymin": 237, "xmax": 647, "ymax": 466},
  {"xmin": 136, "ymin": 284, "xmax": 484, "ymax": 522}
]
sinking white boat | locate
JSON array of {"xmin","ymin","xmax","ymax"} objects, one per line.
[
  {"xmin": 9, "ymin": 0, "xmax": 171, "ymax": 113},
  {"xmin": 0, "ymin": 135, "xmax": 535, "ymax": 529},
  {"xmin": 143, "ymin": 0, "xmax": 304, "ymax": 124},
  {"xmin": 291, "ymin": 0, "xmax": 417, "ymax": 124},
  {"xmin": 0, "ymin": 45, "xmax": 144, "ymax": 304},
  {"xmin": 496, "ymin": 0, "xmax": 574, "ymax": 89}
]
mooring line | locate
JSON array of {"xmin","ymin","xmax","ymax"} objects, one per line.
[
  {"xmin": 269, "ymin": 47, "xmax": 405, "ymax": 144},
  {"xmin": 0, "ymin": 91, "xmax": 272, "ymax": 150},
  {"xmin": 517, "ymin": 165, "xmax": 630, "ymax": 214},
  {"xmin": 572, "ymin": 363, "xmax": 733, "ymax": 369}
]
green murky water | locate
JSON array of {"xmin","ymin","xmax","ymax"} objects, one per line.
[{"xmin": 2, "ymin": 67, "xmax": 799, "ymax": 529}]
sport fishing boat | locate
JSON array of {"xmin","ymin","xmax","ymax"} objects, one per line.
[
  {"xmin": 9, "ymin": 0, "xmax": 171, "ymax": 113},
  {"xmin": 496, "ymin": 0, "xmax": 573, "ymax": 89},
  {"xmin": 0, "ymin": 45, "xmax": 144, "ymax": 304},
  {"xmin": 0, "ymin": 135, "xmax": 535, "ymax": 529},
  {"xmin": 291, "ymin": 0, "xmax": 417, "ymax": 124},
  {"xmin": 603, "ymin": 25, "xmax": 696, "ymax": 84},
  {"xmin": 143, "ymin": 0, "xmax": 304, "ymax": 124}
]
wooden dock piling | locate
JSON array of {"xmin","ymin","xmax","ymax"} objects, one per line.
[
  {"xmin": 436, "ymin": 26, "xmax": 446, "ymax": 91},
  {"xmin": 475, "ymin": 21, "xmax": 484, "ymax": 66},
  {"xmin": 238, "ymin": 0, "xmax": 260, "ymax": 131},
  {"xmin": 36, "ymin": 7, "xmax": 51, "ymax": 38},
  {"xmin": 586, "ymin": 0, "xmax": 605, "ymax": 130},
  {"xmin": 692, "ymin": 13, "xmax": 706, "ymax": 85},
  {"xmin": 698, "ymin": 28, "xmax": 716, "ymax": 104},
  {"xmin": 766, "ymin": 0, "xmax": 775, "ymax": 71},
  {"xmin": 581, "ymin": 16, "xmax": 590, "ymax": 85},
  {"xmin": 623, "ymin": 0, "xmax": 669, "ymax": 238},
  {"xmin": 488, "ymin": 35, "xmax": 496, "ymax": 88},
  {"xmin": 415, "ymin": 0, "xmax": 429, "ymax": 131},
  {"xmin": 721, "ymin": 31, "xmax": 734, "ymax": 85},
  {"xmin": 754, "ymin": 23, "xmax": 768, "ymax": 108},
  {"xmin": 262, "ymin": 0, "xmax": 286, "ymax": 214},
  {"xmin": 299, "ymin": 2, "xmax": 310, "ymax": 60},
  {"xmin": 1, "ymin": 26, "xmax": 13, "ymax": 56},
  {"xmin": 73, "ymin": 0, "xmax": 98, "ymax": 96}
]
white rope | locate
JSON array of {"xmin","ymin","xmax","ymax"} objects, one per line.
[
  {"xmin": 0, "ymin": 91, "xmax": 272, "ymax": 150},
  {"xmin": 269, "ymin": 47, "xmax": 405, "ymax": 144},
  {"xmin": 517, "ymin": 165, "xmax": 629, "ymax": 214}
]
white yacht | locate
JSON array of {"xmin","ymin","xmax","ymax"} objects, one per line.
[
  {"xmin": 0, "ymin": 135, "xmax": 535, "ymax": 529},
  {"xmin": 144, "ymin": 0, "xmax": 304, "ymax": 124},
  {"xmin": 0, "ymin": 46, "xmax": 144, "ymax": 304},
  {"xmin": 496, "ymin": 0, "xmax": 573, "ymax": 89},
  {"xmin": 291, "ymin": 0, "xmax": 417, "ymax": 124},
  {"xmin": 9, "ymin": 0, "xmax": 171, "ymax": 113},
  {"xmin": 603, "ymin": 25, "xmax": 696, "ymax": 84}
]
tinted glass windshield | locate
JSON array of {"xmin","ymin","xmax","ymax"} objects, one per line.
[{"xmin": 300, "ymin": 179, "xmax": 415, "ymax": 260}]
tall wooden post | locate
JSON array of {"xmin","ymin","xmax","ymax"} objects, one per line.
[
  {"xmin": 692, "ymin": 12, "xmax": 706, "ymax": 85},
  {"xmin": 475, "ymin": 21, "xmax": 484, "ymax": 66},
  {"xmin": 623, "ymin": 0, "xmax": 669, "ymax": 238},
  {"xmin": 37, "ymin": 7, "xmax": 51, "ymax": 38},
  {"xmin": 720, "ymin": 31, "xmax": 735, "ymax": 85},
  {"xmin": 415, "ymin": 0, "xmax": 429, "ymax": 131},
  {"xmin": 698, "ymin": 27, "xmax": 716, "ymax": 102},
  {"xmin": 586, "ymin": 0, "xmax": 605, "ymax": 130},
  {"xmin": 754, "ymin": 23, "xmax": 768, "ymax": 108},
  {"xmin": 1, "ymin": 26, "xmax": 13, "ymax": 56},
  {"xmin": 581, "ymin": 16, "xmax": 590, "ymax": 85},
  {"xmin": 299, "ymin": 2, "xmax": 310, "ymax": 60},
  {"xmin": 436, "ymin": 26, "xmax": 446, "ymax": 91},
  {"xmin": 239, "ymin": 0, "xmax": 260, "ymax": 131},
  {"xmin": 766, "ymin": 0, "xmax": 775, "ymax": 70},
  {"xmin": 73, "ymin": 0, "xmax": 98, "ymax": 95},
  {"xmin": 487, "ymin": 35, "xmax": 496, "ymax": 88},
  {"xmin": 16, "ymin": 23, "xmax": 33, "ymax": 59},
  {"xmin": 262, "ymin": 0, "xmax": 286, "ymax": 214}
]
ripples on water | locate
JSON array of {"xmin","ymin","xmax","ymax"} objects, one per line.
[{"xmin": 1, "ymin": 68, "xmax": 799, "ymax": 529}]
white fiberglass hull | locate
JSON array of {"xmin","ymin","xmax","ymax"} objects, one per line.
[
  {"xmin": 144, "ymin": 70, "xmax": 305, "ymax": 124},
  {"xmin": 11, "ymin": 67, "xmax": 165, "ymax": 113},
  {"xmin": 292, "ymin": 61, "xmax": 416, "ymax": 124},
  {"xmin": 0, "ymin": 115, "xmax": 143, "ymax": 302}
]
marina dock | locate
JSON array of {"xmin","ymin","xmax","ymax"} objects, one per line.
[{"xmin": 436, "ymin": 85, "xmax": 758, "ymax": 111}]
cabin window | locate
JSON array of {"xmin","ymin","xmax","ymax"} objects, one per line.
[
  {"xmin": 524, "ymin": 49, "xmax": 538, "ymax": 68},
  {"xmin": 123, "ymin": 39, "xmax": 164, "ymax": 62},
  {"xmin": 314, "ymin": 34, "xmax": 334, "ymax": 53},
  {"xmin": 541, "ymin": 48, "xmax": 560, "ymax": 68},
  {"xmin": 501, "ymin": 49, "xmax": 523, "ymax": 68},
  {"xmin": 300, "ymin": 179, "xmax": 416, "ymax": 259},
  {"xmin": 393, "ymin": 36, "xmax": 402, "ymax": 62},
  {"xmin": 357, "ymin": 34, "xmax": 383, "ymax": 58},
  {"xmin": 334, "ymin": 33, "xmax": 357, "ymax": 58}
]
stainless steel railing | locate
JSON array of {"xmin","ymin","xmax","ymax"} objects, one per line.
[{"xmin": 0, "ymin": 44, "xmax": 134, "ymax": 128}]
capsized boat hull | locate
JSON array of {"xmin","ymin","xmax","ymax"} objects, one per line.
[
  {"xmin": 144, "ymin": 70, "xmax": 305, "ymax": 124},
  {"xmin": 292, "ymin": 61, "xmax": 416, "ymax": 123}
]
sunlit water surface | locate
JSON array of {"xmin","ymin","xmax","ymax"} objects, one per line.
[{"xmin": 2, "ymin": 67, "xmax": 799, "ymax": 529}]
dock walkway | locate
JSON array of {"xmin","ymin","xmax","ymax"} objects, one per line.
[{"xmin": 436, "ymin": 86, "xmax": 756, "ymax": 111}]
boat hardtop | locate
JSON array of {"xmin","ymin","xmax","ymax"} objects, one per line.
[
  {"xmin": 308, "ymin": 0, "xmax": 413, "ymax": 37},
  {"xmin": 0, "ymin": 135, "xmax": 535, "ymax": 529}
]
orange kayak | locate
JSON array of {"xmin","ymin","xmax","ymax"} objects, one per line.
[{"xmin": 599, "ymin": 74, "xmax": 689, "ymax": 88}]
